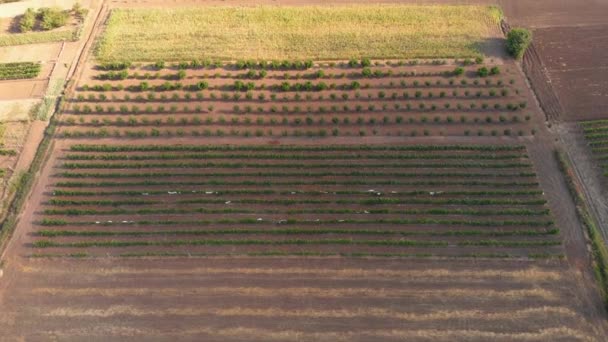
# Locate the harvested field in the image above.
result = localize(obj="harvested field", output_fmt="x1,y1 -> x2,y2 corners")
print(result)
0,257 -> 604,340
96,5 -> 503,62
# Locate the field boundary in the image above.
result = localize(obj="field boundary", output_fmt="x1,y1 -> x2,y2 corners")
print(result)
0,1 -> 106,259
555,149 -> 608,309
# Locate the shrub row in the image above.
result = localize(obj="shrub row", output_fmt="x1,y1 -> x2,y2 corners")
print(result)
43,207 -> 548,217
70,143 -> 524,153
60,161 -> 532,170
63,152 -> 525,161
36,228 -> 557,237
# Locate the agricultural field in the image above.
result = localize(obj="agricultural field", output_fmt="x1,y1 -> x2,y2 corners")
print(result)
96,5 -> 503,62
32,144 -> 559,258
60,59 -> 537,138
0,2 -> 607,341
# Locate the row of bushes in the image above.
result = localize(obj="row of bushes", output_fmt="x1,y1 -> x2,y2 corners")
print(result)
40,217 -> 552,227
60,160 -> 532,169
70,144 -> 526,152
71,102 -> 527,116
74,87 -> 514,103
36,228 -> 556,238
93,69 -> 505,82
63,152 -> 524,161
47,197 -> 546,207
57,170 -> 535,179
43,207 -> 548,217
61,127 -> 534,139
80,77 -> 514,93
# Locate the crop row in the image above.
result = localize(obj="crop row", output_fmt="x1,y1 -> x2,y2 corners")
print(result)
53,180 -> 539,188
73,88 -> 516,103
95,68 -> 474,82
98,58 -> 487,73
63,114 -> 529,127
60,127 -> 535,138
36,228 -> 558,238
76,79 -> 519,95
69,144 -> 526,152
40,217 -> 553,227
55,171 -> 536,179
62,152 -> 526,161
43,207 -> 549,217
70,102 -> 528,116
47,198 -> 547,206
51,188 -> 543,197
31,239 -> 560,248
59,161 -> 532,169
97,58 -> 463,73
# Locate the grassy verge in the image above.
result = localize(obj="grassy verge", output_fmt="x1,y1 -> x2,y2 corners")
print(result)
0,29 -> 77,47
555,150 -> 608,309
96,5 -> 502,62
0,123 -> 55,254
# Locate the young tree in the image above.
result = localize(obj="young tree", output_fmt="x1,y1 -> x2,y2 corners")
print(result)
506,28 -> 532,60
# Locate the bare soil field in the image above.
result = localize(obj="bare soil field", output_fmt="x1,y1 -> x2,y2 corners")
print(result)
532,26 -> 608,121
0,257 -> 605,341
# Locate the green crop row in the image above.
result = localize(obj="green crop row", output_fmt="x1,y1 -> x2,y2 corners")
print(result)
54,180 -> 539,188
40,217 -> 553,227
69,144 -> 526,153
31,238 -> 560,248
51,189 -> 543,197
178,198 -> 547,206
42,207 -> 549,217
55,171 -> 537,179
0,149 -> 17,156
36,228 -> 558,237
63,152 -> 526,161
32,239 -> 449,248
46,197 -> 547,207
60,161 -> 532,170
